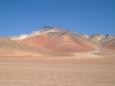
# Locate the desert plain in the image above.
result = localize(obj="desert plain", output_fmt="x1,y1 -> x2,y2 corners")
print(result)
0,50 -> 115,86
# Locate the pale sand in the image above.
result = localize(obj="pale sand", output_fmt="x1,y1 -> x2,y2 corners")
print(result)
0,55 -> 115,86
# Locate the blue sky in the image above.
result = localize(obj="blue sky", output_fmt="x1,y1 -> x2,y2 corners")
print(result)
0,0 -> 115,36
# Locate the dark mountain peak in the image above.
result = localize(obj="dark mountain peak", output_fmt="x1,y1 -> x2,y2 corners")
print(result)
40,26 -> 62,31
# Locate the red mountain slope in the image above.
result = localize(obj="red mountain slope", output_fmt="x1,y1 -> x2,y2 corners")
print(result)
21,29 -> 96,52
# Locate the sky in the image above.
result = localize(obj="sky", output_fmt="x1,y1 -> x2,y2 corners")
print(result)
0,0 -> 115,36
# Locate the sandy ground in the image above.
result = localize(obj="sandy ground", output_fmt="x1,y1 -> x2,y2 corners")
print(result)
0,55 -> 115,86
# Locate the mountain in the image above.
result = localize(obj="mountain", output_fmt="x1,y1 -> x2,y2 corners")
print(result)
89,34 -> 114,43
16,27 -> 96,52
0,26 -> 114,57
